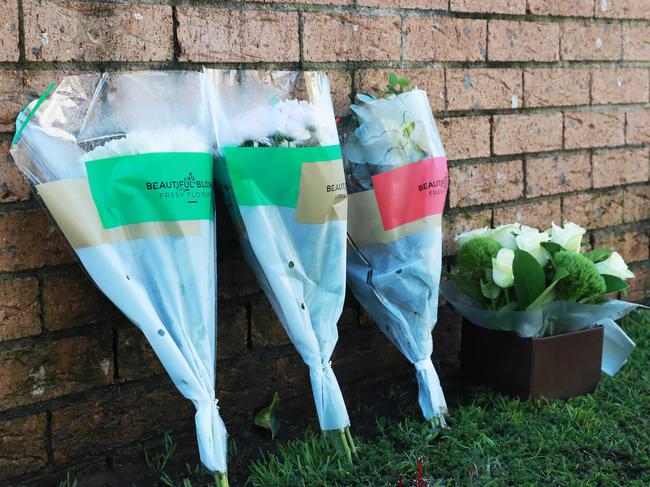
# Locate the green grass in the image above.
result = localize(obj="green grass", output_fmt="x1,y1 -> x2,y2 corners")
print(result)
248,310 -> 650,486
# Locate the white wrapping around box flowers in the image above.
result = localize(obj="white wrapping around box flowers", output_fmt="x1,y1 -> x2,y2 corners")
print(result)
10,72 -> 229,483
343,84 -> 449,425
204,69 -> 355,458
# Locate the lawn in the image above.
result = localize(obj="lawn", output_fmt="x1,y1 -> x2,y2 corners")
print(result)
65,310 -> 649,487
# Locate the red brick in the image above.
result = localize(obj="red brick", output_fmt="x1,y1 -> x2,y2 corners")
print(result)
443,210 -> 492,256
563,190 -> 624,229
51,386 -> 193,463
42,269 -> 120,331
217,252 -> 259,300
625,265 -> 649,301
593,228 -> 649,263
451,0 -> 525,13
523,69 -> 591,108
359,0 -> 445,8
0,332 -> 113,411
0,210 -> 74,272
624,25 -> 650,61
117,326 -> 162,382
561,22 -> 622,61
327,70 -> 353,117
447,68 -> 522,111
564,111 -> 625,150
217,304 -> 248,360
251,298 -> 291,348
0,142 -> 30,203
591,68 -> 649,105
438,117 -> 490,160
493,113 -> 563,155
624,186 -> 650,222
404,16 -> 487,62
260,0 -> 351,4
0,0 -> 19,61
24,0 -> 172,62
178,7 -> 298,63
0,414 -> 48,479
593,148 -> 649,188
449,160 -> 523,208
626,109 -> 650,144
356,68 -> 445,111
488,20 -> 559,62
525,154 -> 592,198
0,277 -> 40,342
494,198 -> 562,229
596,0 -> 650,19
0,70 -> 23,133
528,0 -> 595,17
304,13 -> 400,62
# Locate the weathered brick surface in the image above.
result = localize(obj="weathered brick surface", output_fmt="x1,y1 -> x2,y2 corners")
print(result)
251,298 -> 291,348
523,69 -> 590,108
451,0 -> 525,14
0,414 -> 48,479
623,25 -> 650,60
0,142 -> 30,203
596,0 -> 650,19
0,277 -> 40,341
525,154 -> 592,197
626,109 -> 650,144
561,22 -> 622,61
528,0 -> 595,17
563,190 -> 625,229
327,70 -> 353,116
591,68 -> 650,105
494,198 -> 562,229
404,17 -> 487,62
304,13 -> 400,62
0,332 -> 113,411
488,21 -> 560,62
0,0 -> 19,61
360,0 -> 445,8
356,68 -> 446,111
593,228 -> 650,263
178,7 -> 298,63
438,116 -> 491,160
0,210 -> 74,272
447,69 -> 522,111
24,0 -> 173,62
626,265 -> 649,301
564,111 -> 625,150
624,186 -> 650,223
443,210 -> 492,256
449,160 -> 524,208
217,304 -> 248,360
493,113 -> 563,155
592,148 -> 649,188
117,326 -> 162,382
0,71 -> 23,133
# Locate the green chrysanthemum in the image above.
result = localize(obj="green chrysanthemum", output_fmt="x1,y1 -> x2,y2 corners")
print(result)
457,237 -> 502,277
554,250 -> 607,303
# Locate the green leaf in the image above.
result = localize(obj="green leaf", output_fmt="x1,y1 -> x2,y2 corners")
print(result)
497,301 -> 520,314
602,274 -> 629,294
402,121 -> 416,138
397,77 -> 410,88
255,392 -> 280,439
526,267 -> 569,310
388,72 -> 398,87
512,249 -> 547,309
540,241 -> 563,257
480,279 -> 501,300
584,248 -> 614,263
453,275 -> 487,307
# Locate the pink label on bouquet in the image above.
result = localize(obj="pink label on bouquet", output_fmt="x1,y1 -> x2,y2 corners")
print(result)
371,156 -> 448,231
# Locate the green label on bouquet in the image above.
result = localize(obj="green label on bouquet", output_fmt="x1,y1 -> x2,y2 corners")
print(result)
86,152 -> 213,229
221,145 -> 342,208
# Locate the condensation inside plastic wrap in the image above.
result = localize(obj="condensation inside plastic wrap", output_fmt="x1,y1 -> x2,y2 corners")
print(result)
11,71 -> 228,473
343,90 -> 448,421
205,69 -> 350,431
440,280 -> 641,375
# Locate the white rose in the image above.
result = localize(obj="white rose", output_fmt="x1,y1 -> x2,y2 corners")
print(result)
595,251 -> 635,280
550,221 -> 586,253
492,248 -> 515,288
490,223 -> 521,250
455,227 -> 490,247
515,226 -> 550,267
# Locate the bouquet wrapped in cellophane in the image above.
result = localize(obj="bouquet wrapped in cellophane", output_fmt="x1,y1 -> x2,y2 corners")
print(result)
10,72 -> 229,485
442,222 -> 642,375
204,69 -> 355,461
343,75 -> 449,426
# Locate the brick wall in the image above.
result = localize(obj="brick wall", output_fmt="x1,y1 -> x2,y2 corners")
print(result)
0,0 -> 649,484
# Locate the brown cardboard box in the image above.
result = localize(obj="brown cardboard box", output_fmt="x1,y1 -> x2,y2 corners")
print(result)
460,319 -> 603,400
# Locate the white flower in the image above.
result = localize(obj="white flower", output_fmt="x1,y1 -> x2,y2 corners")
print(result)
595,252 -> 635,280
455,227 -> 490,247
550,221 -> 586,253
492,248 -> 515,288
515,226 -> 550,267
489,223 -> 521,250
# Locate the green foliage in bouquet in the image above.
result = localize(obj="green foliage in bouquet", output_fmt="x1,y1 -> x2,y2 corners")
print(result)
553,251 -> 607,303
458,237 -> 502,277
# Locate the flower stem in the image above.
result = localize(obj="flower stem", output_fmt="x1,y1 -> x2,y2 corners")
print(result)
214,472 -> 229,487
430,414 -> 447,431
323,427 -> 356,466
